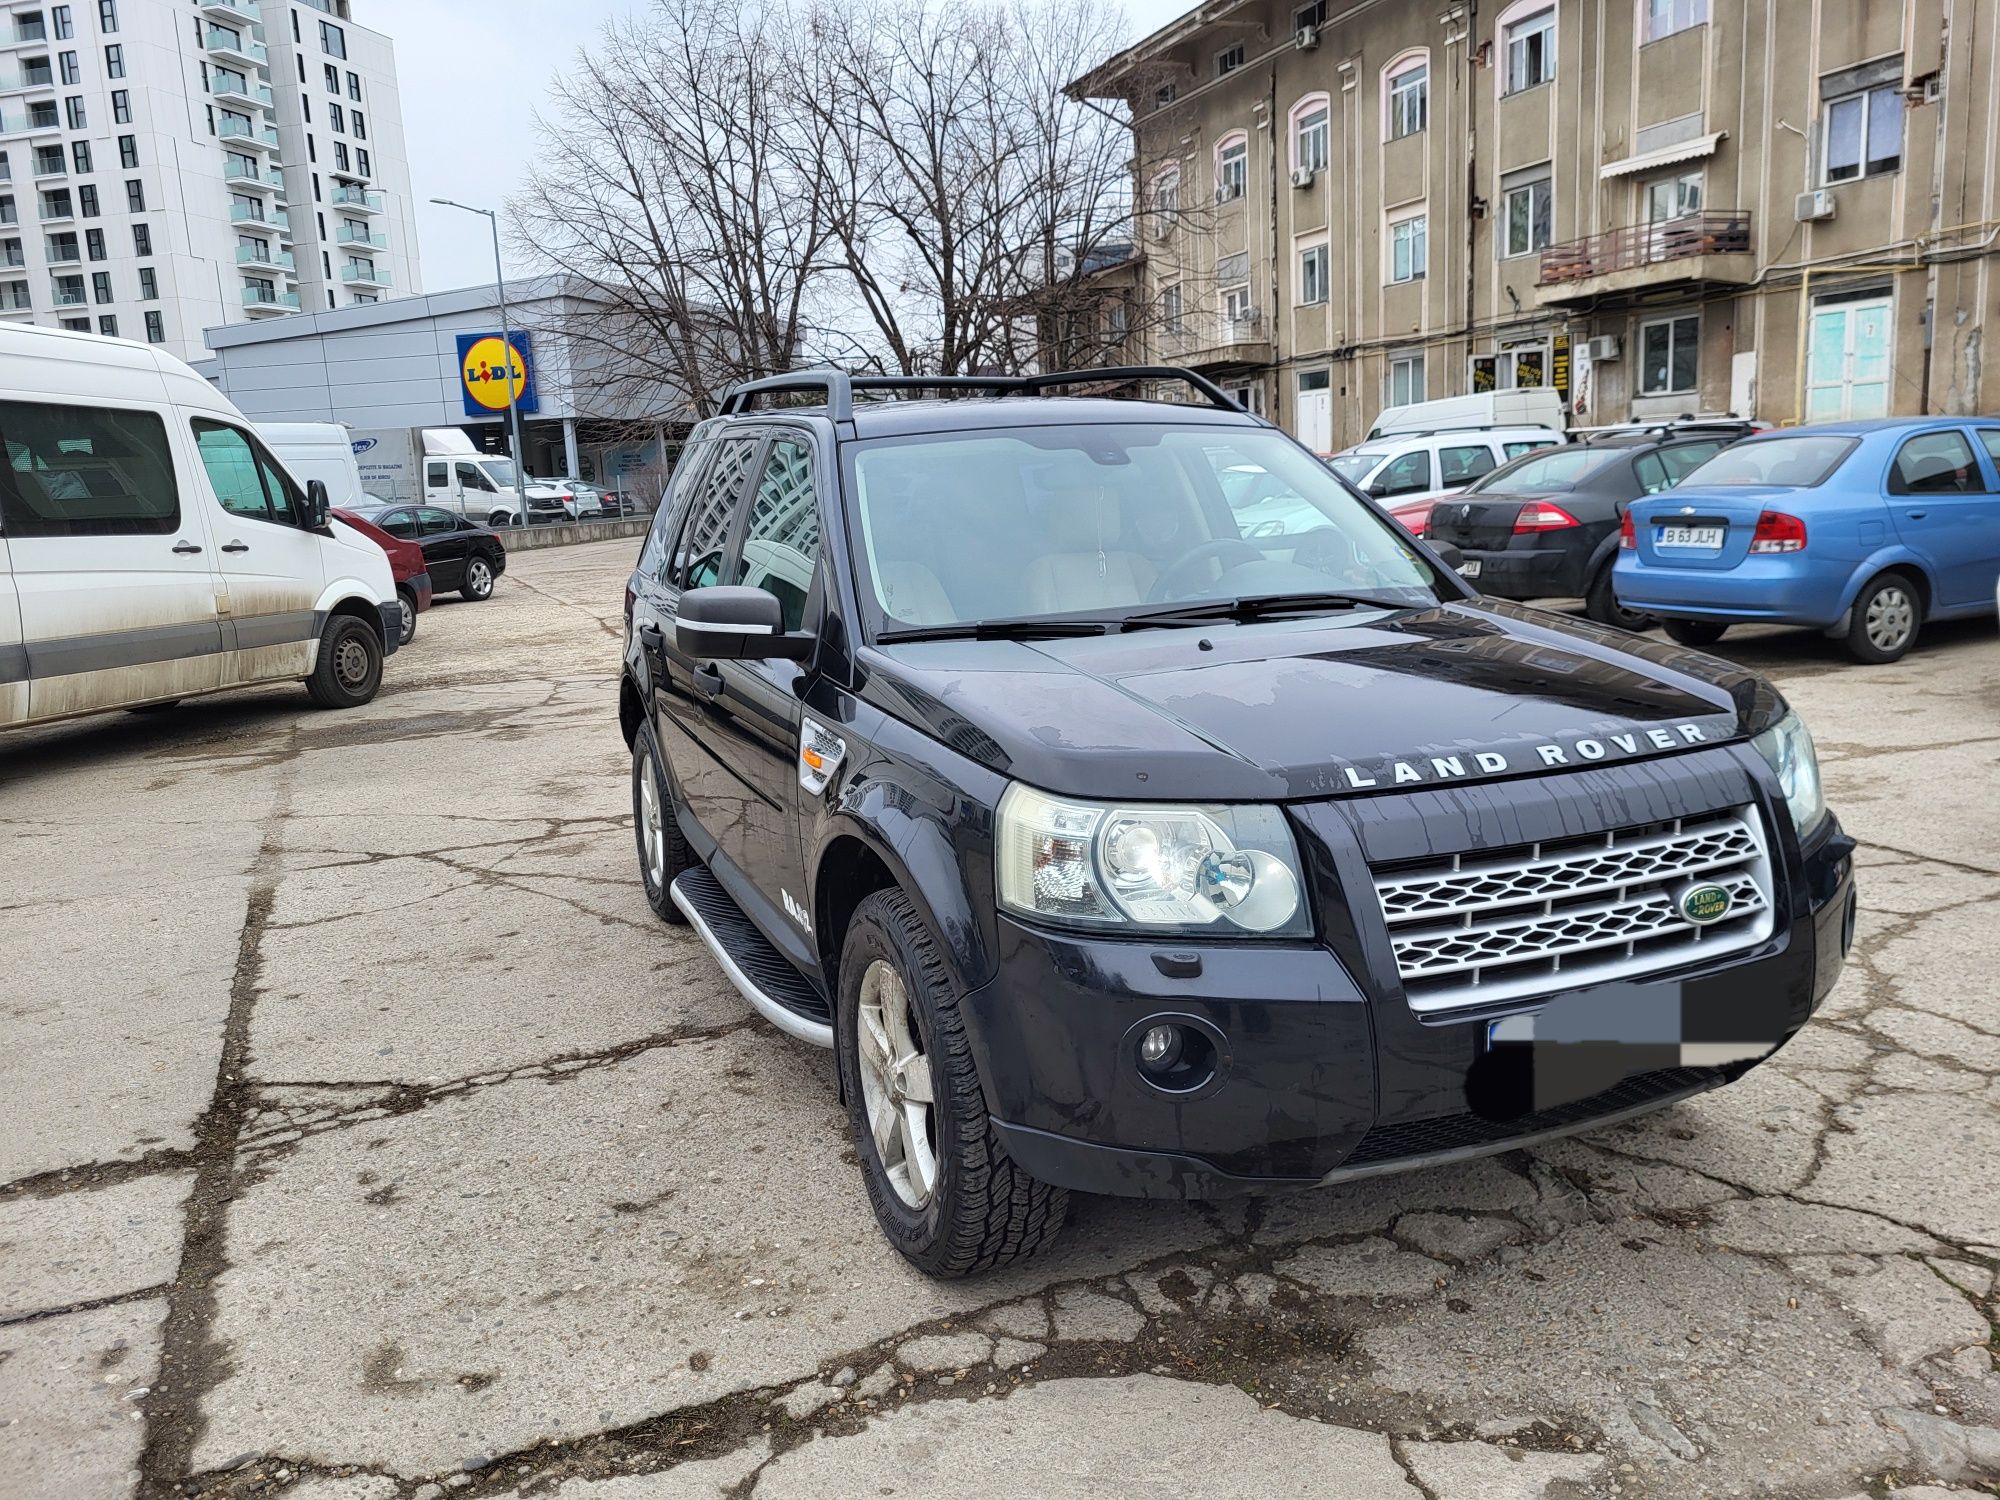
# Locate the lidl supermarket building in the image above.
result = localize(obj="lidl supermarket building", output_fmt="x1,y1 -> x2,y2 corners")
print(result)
193,276 -> 690,501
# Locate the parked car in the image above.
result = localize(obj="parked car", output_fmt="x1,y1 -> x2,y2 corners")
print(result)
346,503 -> 508,602
332,507 -> 431,646
1427,423 -> 1754,628
621,365 -> 1855,1277
552,479 -> 617,519
1616,419 -> 2000,663
0,326 -> 397,731
1326,426 -> 1566,535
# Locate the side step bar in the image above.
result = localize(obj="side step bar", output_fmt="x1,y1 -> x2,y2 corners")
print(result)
671,867 -> 834,1048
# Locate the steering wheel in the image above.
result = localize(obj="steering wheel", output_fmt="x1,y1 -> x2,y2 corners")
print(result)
1148,539 -> 1268,602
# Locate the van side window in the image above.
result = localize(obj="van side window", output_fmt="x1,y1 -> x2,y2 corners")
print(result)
0,399 -> 180,537
426,460 -> 448,489
1438,444 -> 1498,485
192,420 -> 299,525
455,461 -> 493,494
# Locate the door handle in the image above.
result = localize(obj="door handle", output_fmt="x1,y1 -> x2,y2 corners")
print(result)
172,539 -> 203,555
221,540 -> 250,554
692,663 -> 724,700
1905,510 -> 1928,520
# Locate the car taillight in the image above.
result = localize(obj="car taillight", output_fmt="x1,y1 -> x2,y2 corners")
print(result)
1513,501 -> 1580,533
1749,510 -> 1807,553
1619,510 -> 1636,549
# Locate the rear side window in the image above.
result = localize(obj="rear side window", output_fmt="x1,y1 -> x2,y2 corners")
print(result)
418,508 -> 459,536
425,460 -> 448,487
1504,438 -> 1557,459
1636,441 -> 1727,494
1438,444 -> 1498,485
375,509 -> 416,539
731,437 -> 820,632
1978,430 -> 2000,467
640,439 -> 710,582
1891,431 -> 1985,495
0,399 -> 180,537
192,420 -> 301,525
673,435 -> 759,590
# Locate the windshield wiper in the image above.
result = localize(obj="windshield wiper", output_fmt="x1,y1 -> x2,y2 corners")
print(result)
1117,591 -> 1419,630
875,617 -> 1114,644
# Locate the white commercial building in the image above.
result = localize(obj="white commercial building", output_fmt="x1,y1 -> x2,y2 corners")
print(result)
0,0 -> 419,365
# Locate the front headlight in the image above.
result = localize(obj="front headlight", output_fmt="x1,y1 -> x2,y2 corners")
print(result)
995,785 -> 1310,938
1752,710 -> 1827,837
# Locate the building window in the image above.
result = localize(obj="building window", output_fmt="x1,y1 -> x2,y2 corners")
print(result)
1503,172 -> 1553,257
333,142 -> 351,173
132,222 -> 150,255
1824,84 -> 1903,183
302,96 -> 311,123
1216,134 -> 1247,202
1644,0 -> 1708,41
1387,58 -> 1429,138
1388,351 -> 1426,407
111,90 -> 130,124
352,111 -> 366,140
1645,169 -> 1703,222
319,19 -> 346,58
1640,313 -> 1700,394
1216,42 -> 1244,77
356,148 -> 370,176
84,226 -> 103,260
144,309 -> 164,343
118,135 -> 136,168
91,269 -> 111,303
70,140 -> 90,173
138,266 -> 157,299
324,62 -> 340,94
1502,6 -> 1556,94
97,313 -> 116,336
64,95 -> 86,129
1389,212 -> 1427,283
1292,98 -> 1329,174
60,317 -> 92,332
52,7 -> 72,40
104,42 -> 123,78
59,50 -> 79,85
1160,281 -> 1183,334
35,144 -> 64,176
1299,241 -> 1330,305
1295,1 -> 1327,34
329,102 -> 345,133
124,178 -> 143,212
77,184 -> 97,216
1223,283 -> 1254,325
347,71 -> 362,101
97,0 -> 116,33
1149,167 -> 1179,235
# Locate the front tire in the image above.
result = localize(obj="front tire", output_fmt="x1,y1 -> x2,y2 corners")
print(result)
835,888 -> 1068,1277
1844,571 -> 1921,663
1664,618 -> 1729,649
1585,563 -> 1653,631
305,615 -> 383,709
487,510 -> 515,529
632,721 -> 693,923
461,554 -> 496,602
395,587 -> 418,646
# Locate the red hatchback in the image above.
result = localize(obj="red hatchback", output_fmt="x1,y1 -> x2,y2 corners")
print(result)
333,507 -> 431,646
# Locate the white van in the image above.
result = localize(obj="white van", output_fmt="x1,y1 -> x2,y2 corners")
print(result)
417,429 -> 572,527
1327,426 -> 1565,508
0,326 -> 398,731
259,421 -> 368,508
1365,389 -> 1566,441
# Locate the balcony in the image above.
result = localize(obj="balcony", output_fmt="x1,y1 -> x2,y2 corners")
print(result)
223,160 -> 277,192
218,119 -> 282,152
211,76 -> 274,110
201,0 -> 262,21
240,284 -> 300,315
340,262 -> 391,289
235,243 -> 293,273
1162,313 -> 1274,374
30,157 -> 63,180
7,19 -> 48,46
37,202 -> 73,224
330,185 -> 383,214
335,225 -> 386,251
1537,211 -> 1754,305
203,28 -> 267,69
50,285 -> 86,308
227,202 -> 276,226
0,59 -> 54,93
45,244 -> 78,265
0,295 -> 32,316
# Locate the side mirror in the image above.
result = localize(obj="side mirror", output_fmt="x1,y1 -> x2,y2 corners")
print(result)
306,478 -> 330,530
676,585 -> 812,662
1429,541 -> 1467,574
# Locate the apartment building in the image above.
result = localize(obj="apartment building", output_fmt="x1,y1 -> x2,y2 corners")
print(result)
1076,0 -> 2000,451
0,0 -> 419,365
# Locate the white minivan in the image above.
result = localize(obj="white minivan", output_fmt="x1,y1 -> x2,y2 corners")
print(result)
0,326 -> 398,731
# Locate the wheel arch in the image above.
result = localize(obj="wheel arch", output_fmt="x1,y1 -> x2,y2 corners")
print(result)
1836,550 -> 1934,621
618,673 -> 645,748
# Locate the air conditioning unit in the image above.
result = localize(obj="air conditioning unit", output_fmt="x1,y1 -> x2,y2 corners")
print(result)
1584,334 -> 1622,362
1795,189 -> 1837,222
1290,166 -> 1316,189
1296,25 -> 1320,50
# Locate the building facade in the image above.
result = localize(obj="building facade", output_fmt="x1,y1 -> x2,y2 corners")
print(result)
1077,0 -> 2000,450
0,0 -> 419,365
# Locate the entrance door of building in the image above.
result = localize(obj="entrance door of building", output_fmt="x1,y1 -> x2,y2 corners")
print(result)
1806,296 -> 1892,421
1295,370 -> 1331,453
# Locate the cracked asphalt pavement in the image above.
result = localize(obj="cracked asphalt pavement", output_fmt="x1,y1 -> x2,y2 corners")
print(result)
3,538 -> 1998,1500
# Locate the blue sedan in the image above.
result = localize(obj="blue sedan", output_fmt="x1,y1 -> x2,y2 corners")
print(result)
1614,418 -> 2000,663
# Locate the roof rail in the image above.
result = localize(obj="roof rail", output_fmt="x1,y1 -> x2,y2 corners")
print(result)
715,365 -> 1249,420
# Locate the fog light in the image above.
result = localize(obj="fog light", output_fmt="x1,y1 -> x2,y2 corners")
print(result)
1138,1024 -> 1183,1071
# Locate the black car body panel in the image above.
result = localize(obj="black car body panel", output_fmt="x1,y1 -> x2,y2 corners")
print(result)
618,382 -> 1851,1214
348,503 -> 507,593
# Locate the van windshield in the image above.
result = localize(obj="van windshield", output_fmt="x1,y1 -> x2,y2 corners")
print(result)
479,458 -> 519,487
845,424 -> 1442,632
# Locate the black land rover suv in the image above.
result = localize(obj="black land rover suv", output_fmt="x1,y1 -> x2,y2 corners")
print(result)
618,368 -> 1857,1278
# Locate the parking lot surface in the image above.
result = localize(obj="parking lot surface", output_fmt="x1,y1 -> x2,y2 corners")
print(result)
3,536 -> 1998,1500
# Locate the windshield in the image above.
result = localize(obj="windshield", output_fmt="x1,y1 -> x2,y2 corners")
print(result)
844,425 -> 1442,632
1679,435 -> 1858,488
480,458 -> 520,487
1327,453 -> 1381,483
1472,447 -> 1620,495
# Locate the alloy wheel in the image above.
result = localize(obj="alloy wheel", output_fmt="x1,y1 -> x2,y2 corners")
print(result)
470,560 -> 493,597
398,596 -> 415,642
855,958 -> 937,1209
637,748 -> 665,891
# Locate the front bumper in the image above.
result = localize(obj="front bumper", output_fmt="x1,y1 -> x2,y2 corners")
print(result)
965,759 -> 1856,1200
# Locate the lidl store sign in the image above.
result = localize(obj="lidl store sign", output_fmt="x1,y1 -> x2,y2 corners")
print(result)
456,331 -> 540,418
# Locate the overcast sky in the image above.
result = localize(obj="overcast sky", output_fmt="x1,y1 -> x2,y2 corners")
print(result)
398,0 -> 1195,293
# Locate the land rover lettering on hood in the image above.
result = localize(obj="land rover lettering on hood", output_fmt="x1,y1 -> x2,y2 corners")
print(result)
618,368 -> 1856,1278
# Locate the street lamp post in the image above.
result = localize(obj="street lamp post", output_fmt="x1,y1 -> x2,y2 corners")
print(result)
431,197 -> 530,526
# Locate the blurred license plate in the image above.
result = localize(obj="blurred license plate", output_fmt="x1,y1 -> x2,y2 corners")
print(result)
1658,524 -> 1724,548
1456,559 -> 1483,578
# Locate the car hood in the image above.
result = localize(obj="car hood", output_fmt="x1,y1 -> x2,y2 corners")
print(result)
857,600 -> 1785,802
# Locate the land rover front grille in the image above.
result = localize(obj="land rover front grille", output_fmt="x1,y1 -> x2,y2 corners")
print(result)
1370,809 -> 1775,1014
